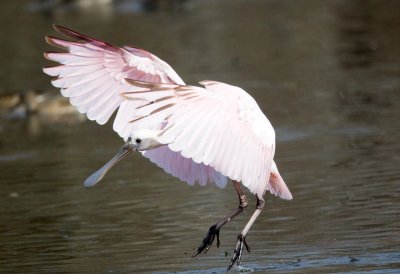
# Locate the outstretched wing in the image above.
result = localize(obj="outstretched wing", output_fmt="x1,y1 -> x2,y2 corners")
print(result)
43,25 -> 227,189
43,26 -> 292,198
121,80 -> 277,197
43,25 -> 184,125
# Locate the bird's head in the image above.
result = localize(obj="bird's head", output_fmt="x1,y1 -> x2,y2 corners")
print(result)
130,129 -> 163,151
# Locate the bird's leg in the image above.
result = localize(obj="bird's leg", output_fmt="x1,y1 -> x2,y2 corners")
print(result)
227,196 -> 265,271
193,180 -> 248,257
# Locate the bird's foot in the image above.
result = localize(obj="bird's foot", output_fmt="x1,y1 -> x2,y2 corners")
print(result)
192,224 -> 221,257
227,234 -> 250,271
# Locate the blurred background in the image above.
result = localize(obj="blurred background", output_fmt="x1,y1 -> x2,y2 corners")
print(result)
0,0 -> 399,273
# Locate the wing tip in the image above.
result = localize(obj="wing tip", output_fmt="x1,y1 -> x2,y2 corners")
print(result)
53,24 -> 79,39
43,52 -> 51,60
53,24 -> 64,33
43,51 -> 63,61
44,35 -> 52,45
50,24 -> 117,51
45,35 -> 71,50
42,66 -> 55,76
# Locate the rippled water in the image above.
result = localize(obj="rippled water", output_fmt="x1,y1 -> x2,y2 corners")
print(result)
1,0 -> 399,273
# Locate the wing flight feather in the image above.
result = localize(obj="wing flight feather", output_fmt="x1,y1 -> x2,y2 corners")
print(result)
44,25 -> 184,125
125,81 -> 277,197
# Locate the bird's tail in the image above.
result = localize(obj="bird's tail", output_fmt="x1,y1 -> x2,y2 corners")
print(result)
267,161 -> 293,200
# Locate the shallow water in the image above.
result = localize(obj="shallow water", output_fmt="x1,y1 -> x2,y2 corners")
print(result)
1,0 -> 399,273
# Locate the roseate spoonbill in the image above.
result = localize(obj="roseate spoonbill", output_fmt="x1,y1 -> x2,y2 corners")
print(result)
43,25 -> 293,270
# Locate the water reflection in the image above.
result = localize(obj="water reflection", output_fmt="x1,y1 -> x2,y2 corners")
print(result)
1,0 -> 400,273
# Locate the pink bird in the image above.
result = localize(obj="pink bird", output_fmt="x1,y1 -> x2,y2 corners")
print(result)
43,25 -> 293,270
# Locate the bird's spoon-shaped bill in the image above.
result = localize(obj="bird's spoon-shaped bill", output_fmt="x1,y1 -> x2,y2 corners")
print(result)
84,138 -> 134,187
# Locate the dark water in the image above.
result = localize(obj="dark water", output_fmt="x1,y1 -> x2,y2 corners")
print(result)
1,0 -> 399,273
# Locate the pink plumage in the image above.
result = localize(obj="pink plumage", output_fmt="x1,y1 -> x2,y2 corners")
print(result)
43,25 -> 292,270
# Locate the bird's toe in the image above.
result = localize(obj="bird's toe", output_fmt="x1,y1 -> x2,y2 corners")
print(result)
192,224 -> 221,257
227,234 -> 250,271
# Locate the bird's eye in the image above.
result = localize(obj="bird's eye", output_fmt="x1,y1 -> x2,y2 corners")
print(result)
135,138 -> 141,144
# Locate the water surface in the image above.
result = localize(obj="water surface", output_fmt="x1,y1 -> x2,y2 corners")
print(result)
0,0 -> 399,273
